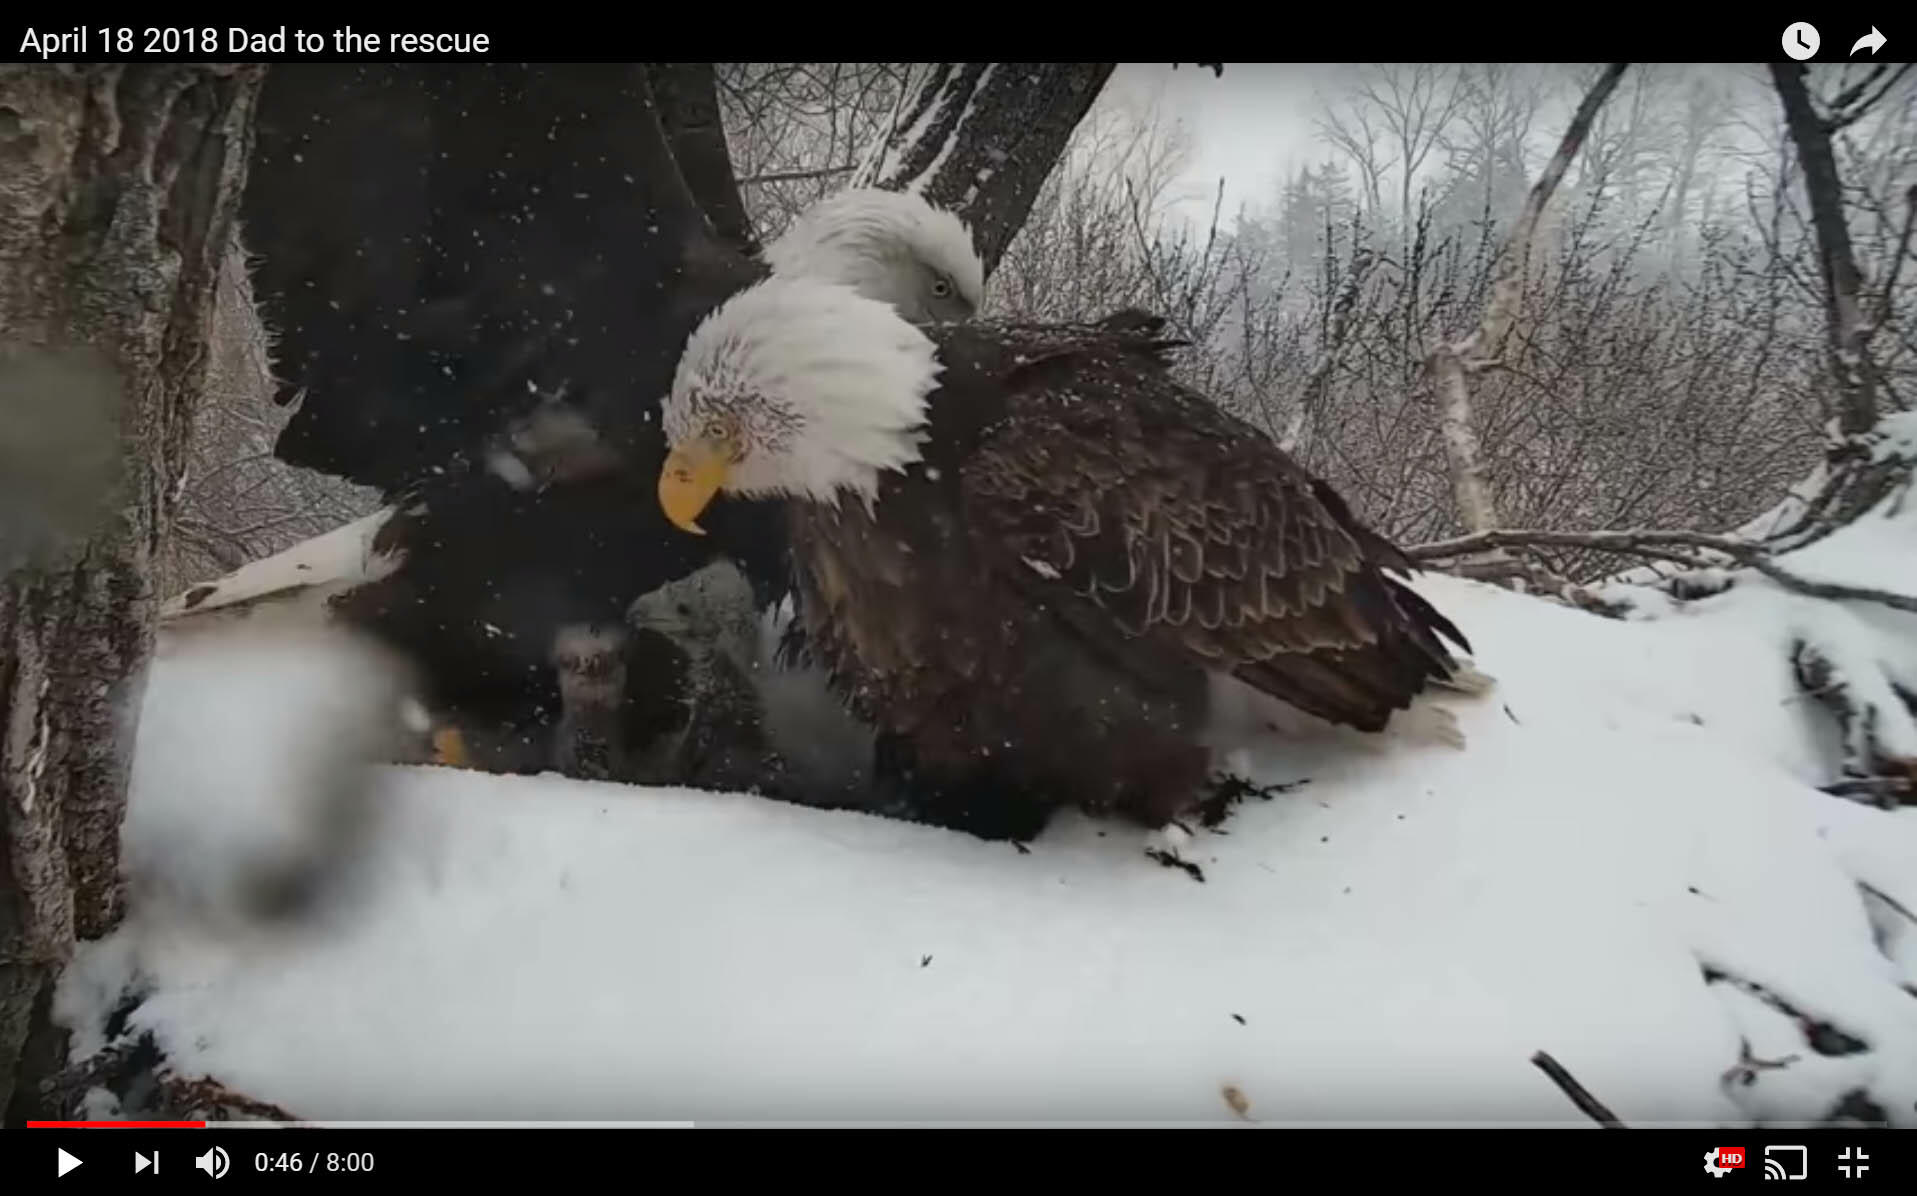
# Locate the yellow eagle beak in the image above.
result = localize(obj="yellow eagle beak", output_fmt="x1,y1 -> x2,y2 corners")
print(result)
658,434 -> 736,536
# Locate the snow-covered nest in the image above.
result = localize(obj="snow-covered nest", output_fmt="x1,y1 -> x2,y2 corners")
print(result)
64,504 -> 1917,1126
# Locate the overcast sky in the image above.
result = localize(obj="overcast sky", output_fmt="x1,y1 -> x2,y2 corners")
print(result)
1108,63 -> 1342,223
1104,63 -> 1789,231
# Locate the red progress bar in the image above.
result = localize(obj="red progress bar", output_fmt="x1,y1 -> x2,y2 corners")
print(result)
28,1121 -> 207,1128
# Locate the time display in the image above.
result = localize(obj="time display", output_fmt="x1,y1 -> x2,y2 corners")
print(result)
254,1152 -> 376,1174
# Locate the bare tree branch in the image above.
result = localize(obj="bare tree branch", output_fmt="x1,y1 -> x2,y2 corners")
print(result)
737,163 -> 859,186
1413,526 -> 1917,614
1827,63 -> 1914,132
1873,183 -> 1917,333
1530,1051 -> 1625,1128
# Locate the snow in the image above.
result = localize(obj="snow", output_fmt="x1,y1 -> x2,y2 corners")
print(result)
61,506 -> 1917,1126
115,626 -> 420,940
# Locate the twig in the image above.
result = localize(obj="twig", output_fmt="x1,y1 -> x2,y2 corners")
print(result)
1858,879 -> 1917,927
1530,1050 -> 1625,1128
1782,679 -> 1849,706
1826,63 -> 1914,132
1827,63 -> 1890,116
735,163 -> 859,186
1822,776 -> 1914,805
1413,527 -> 1917,614
1871,183 -> 1917,334
1722,1038 -> 1802,1092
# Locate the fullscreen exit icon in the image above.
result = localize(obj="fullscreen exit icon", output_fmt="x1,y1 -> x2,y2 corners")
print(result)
1836,1146 -> 1870,1180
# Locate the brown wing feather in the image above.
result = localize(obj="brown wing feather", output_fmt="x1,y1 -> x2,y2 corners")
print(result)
957,324 -> 1465,731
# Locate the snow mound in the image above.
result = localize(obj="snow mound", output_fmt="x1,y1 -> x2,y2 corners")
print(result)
118,625 -> 422,938
63,552 -> 1917,1123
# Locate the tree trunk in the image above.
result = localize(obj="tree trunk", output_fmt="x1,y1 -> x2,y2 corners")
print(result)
857,63 -> 1114,275
1768,63 -> 1876,437
647,62 -> 758,257
0,64 -> 260,1123
1753,67 -> 1912,552
1425,63 -> 1627,538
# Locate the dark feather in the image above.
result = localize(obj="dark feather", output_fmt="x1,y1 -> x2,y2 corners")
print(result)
250,64 -> 761,492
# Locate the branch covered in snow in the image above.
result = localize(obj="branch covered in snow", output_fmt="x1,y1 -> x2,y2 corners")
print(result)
1792,641 -> 1917,807
736,164 -> 859,186
1412,527 -> 1917,614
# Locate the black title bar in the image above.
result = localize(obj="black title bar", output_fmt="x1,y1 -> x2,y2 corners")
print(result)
1,24 -> 1908,63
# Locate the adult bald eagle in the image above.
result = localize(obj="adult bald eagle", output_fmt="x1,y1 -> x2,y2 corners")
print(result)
656,278 -> 1472,839
229,65 -> 787,771
233,64 -> 992,782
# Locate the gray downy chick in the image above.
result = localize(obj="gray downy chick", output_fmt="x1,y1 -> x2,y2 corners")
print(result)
627,561 -> 778,794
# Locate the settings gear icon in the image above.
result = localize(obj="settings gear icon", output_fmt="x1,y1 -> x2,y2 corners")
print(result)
1704,1148 -> 1732,1178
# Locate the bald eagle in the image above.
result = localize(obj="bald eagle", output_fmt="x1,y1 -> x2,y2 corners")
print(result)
233,67 -> 981,783
655,277 -> 1472,839
761,188 -> 983,326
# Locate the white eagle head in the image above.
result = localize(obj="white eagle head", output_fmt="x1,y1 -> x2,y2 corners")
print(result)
762,188 -> 983,325
657,277 -> 941,533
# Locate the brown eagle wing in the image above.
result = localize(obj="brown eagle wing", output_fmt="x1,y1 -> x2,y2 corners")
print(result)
958,331 -> 1467,731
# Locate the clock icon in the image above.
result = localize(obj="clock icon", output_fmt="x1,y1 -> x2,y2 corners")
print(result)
1783,21 -> 1820,60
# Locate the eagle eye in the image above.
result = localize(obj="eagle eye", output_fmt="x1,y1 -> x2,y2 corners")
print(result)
930,276 -> 952,299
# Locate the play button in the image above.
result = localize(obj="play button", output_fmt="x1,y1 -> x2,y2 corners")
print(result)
58,1148 -> 83,1178
135,1151 -> 153,1174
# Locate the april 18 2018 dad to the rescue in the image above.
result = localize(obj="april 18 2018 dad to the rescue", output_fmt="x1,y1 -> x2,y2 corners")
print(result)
18,26 -> 491,57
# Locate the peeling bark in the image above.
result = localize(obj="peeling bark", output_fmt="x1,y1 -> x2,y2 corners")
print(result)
857,63 -> 1113,275
0,64 -> 260,1122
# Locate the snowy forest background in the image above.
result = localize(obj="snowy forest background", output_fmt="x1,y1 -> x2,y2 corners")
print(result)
7,59 -> 1916,1128
166,61 -> 1917,594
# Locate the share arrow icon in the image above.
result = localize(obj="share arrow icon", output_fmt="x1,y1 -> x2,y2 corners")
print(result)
1851,26 -> 1887,55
